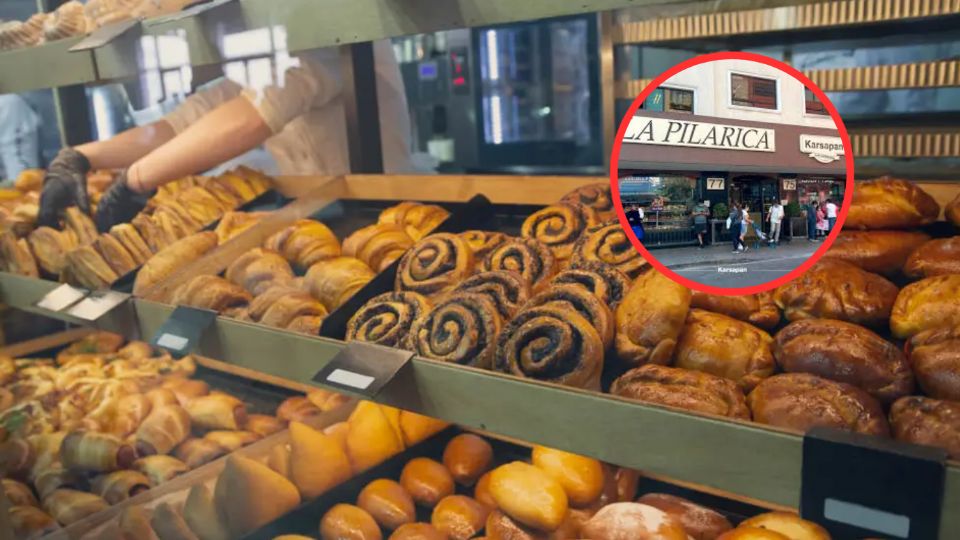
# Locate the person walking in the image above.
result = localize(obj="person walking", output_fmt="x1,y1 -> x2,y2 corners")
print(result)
816,202 -> 828,238
804,197 -> 818,242
741,204 -> 752,252
767,200 -> 784,245
825,198 -> 838,232
692,202 -> 708,249
728,203 -> 742,253
627,204 -> 645,241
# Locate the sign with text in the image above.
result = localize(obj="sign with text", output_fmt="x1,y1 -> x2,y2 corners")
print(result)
313,341 -> 414,397
706,177 -> 725,190
65,291 -> 130,321
34,284 -> 88,312
149,306 -> 218,357
800,134 -> 844,164
624,115 -> 775,152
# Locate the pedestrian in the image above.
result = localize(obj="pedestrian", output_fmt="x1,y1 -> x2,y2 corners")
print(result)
692,202 -> 708,248
804,197 -> 818,242
741,204 -> 752,252
627,204 -> 644,241
825,198 -> 838,232
727,203 -> 742,253
816,202 -> 828,238
767,200 -> 784,245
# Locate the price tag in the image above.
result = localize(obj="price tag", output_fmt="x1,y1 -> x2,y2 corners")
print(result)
69,19 -> 141,51
148,306 -> 218,357
34,284 -> 88,312
313,341 -> 414,397
801,427 -> 946,539
64,291 -> 130,321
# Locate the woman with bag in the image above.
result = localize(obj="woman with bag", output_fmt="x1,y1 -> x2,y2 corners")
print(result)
727,203 -> 742,253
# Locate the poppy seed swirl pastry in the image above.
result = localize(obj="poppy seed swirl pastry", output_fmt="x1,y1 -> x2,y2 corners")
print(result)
551,261 -> 631,308
409,293 -> 502,369
459,231 -> 509,270
494,305 -> 604,390
347,291 -> 431,349
522,284 -> 615,349
571,221 -> 649,279
450,271 -> 531,320
559,182 -> 616,221
481,237 -> 557,289
521,203 -> 600,261
610,364 -> 750,420
396,233 -> 475,298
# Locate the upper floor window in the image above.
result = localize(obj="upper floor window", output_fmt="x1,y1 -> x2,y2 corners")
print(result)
805,88 -> 829,115
730,73 -> 778,110
664,87 -> 694,113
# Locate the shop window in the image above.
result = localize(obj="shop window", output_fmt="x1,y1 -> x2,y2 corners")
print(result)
730,73 -> 778,110
664,87 -> 693,113
805,88 -> 829,115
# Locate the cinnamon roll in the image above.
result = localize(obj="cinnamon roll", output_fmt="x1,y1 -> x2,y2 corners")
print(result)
459,231 -> 509,270
551,260 -> 630,308
481,237 -> 557,289
523,285 -> 614,348
521,203 -> 600,261
409,293 -> 503,369
396,233 -> 475,298
451,270 -> 531,320
494,305 -> 604,390
346,291 -> 431,349
559,182 -> 616,221
571,221 -> 649,279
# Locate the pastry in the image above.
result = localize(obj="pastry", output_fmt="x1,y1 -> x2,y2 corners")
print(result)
390,523 -> 446,540
244,414 -> 286,437
747,373 -> 890,436
531,446 -> 604,507
28,226 -> 77,276
132,214 -> 173,253
170,275 -> 253,313
474,472 -> 495,509
773,259 -> 898,328
636,493 -> 733,540
225,248 -> 295,295
571,221 -> 648,279
215,455 -> 301,537
110,224 -> 154,265
135,404 -> 191,456
358,478 -> 417,530
185,393 -> 247,431
265,219 -> 340,269
482,237 -> 557,288
523,285 -> 615,348
10,505 -> 60,539
521,203 -> 600,261
183,483 -> 230,540
909,324 -> 960,400
43,1 -> 91,42
737,512 -> 830,540
43,489 -> 109,526
346,291 -> 431,349
211,211 -> 264,244
288,421 -> 352,498
248,285 -> 307,320
91,470 -> 150,505
610,364 -> 750,420
398,411 -> 448,447
287,314 -> 324,334
308,388 -> 349,412
889,396 -> 960,459
343,223 -> 415,271
396,233 -> 475,298
133,231 -> 218,296
494,305 -> 604,390
0,230 -> 39,278
3,478 -> 37,507
674,309 -> 775,392
488,461 -> 568,531
400,457 -> 455,508
773,319 -> 913,403
151,502 -> 200,540
276,396 -> 323,423
825,230 -> 930,275
174,438 -> 227,469
320,504 -> 383,540
581,502 -> 688,540
379,202 -> 449,241
203,430 -> 260,451
64,207 -> 98,245
846,176 -> 940,229
890,274 -> 960,338
904,237 -> 960,278
689,291 -> 780,330
133,455 -> 189,486
451,270 -> 531,320
431,495 -> 489,540
615,269 -> 691,367
33,464 -> 85,500
15,168 -> 43,191
163,377 -> 210,406
305,256 -> 376,310
346,401 -> 406,472
1,439 -> 36,479
443,433 -> 493,487
152,206 -> 195,242
560,182 -> 616,221
60,430 -> 136,473
259,293 -> 328,329
408,293 -> 503,369
549,261 -> 630,309
118,505 -> 159,540
460,231 -> 509,270
946,193 -> 960,226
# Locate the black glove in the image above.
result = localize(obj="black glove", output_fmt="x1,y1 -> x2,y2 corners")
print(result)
37,148 -> 92,228
95,172 -> 154,233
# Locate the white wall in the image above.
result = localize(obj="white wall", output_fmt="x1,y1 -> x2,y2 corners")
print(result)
660,59 -> 836,129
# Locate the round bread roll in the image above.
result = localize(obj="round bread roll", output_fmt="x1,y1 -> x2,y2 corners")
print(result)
737,512 -> 830,540
357,479 -> 416,531
890,274 -> 960,339
399,458 -> 455,508
826,230 -> 930,275
389,523 -> 446,540
904,237 -> 960,278
531,446 -> 605,508
846,176 -> 940,230
442,433 -> 493,486
430,495 -> 489,540
580,502 -> 688,540
473,471 -> 496,509
488,461 -> 568,532
636,493 -> 733,540
717,528 -> 790,539
320,504 -> 382,540
890,396 -> 960,459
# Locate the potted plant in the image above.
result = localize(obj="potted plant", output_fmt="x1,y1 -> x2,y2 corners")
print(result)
784,201 -> 803,239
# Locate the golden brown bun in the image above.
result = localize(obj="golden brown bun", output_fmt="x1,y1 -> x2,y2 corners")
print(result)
560,182 -> 615,221
244,413 -> 286,437
675,309 -> 775,392
488,461 -> 567,531
748,373 -> 889,436
133,455 -> 189,486
846,177 -> 940,229
170,275 -> 252,313
389,523 -> 446,540
774,319 -> 913,403
399,457 -> 455,508
213,211 -> 267,244
358,478 -> 416,530
225,248 -> 295,295
346,291 -> 430,349
611,364 -> 750,419
134,232 -> 218,296
135,404 -> 191,456
737,512 -> 830,540
521,203 -> 600,261
717,528 -> 790,539
482,237 -> 557,289
203,430 -> 260,452
615,269 -> 691,368
91,470 -> 150,505
909,324 -> 960,400
0,230 -> 39,278
636,493 -> 733,540
15,169 -> 43,192
306,256 -> 376,311
346,401 -> 406,472
343,223 -> 415,271
173,437 -> 227,469
10,505 -> 60,538
431,495 -> 489,540
826,230 -> 930,275
3,478 -> 38,507
28,226 -> 77,276
398,411 -> 449,447
215,455 -> 301,537
474,471 -> 496,509
946,193 -> 960,226
265,219 -> 340,270
443,433 -> 493,487
890,396 -> 960,459
396,233 -> 475,298
288,421 -> 352,498
43,489 -> 110,526
185,393 -> 247,431
409,293 -> 503,369
890,274 -> 960,339
773,259 -> 898,329
904,237 -> 960,278
110,223 -> 154,265
531,446 -> 604,508
580,502 -> 688,540
460,231 -> 509,270
571,221 -> 649,279
320,503 -> 383,540
184,483 -> 230,540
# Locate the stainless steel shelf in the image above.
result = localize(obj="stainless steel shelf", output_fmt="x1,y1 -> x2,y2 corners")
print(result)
0,37 -> 96,94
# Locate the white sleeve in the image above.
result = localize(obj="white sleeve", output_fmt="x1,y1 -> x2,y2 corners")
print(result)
162,78 -> 244,134
241,54 -> 343,134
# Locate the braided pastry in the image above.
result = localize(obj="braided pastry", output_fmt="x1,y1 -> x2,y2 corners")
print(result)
553,261 -> 630,309
559,182 -> 616,221
225,248 -> 295,295
451,270 -> 530,321
571,221 -> 648,279
91,470 -> 150,505
408,293 -> 503,369
305,257 -> 376,311
523,284 -> 615,348
481,237 -> 556,289
264,219 -> 340,270
170,275 -> 253,313
459,231 -> 508,270
521,203 -> 599,261
379,202 -> 450,240
347,291 -> 431,349
342,223 -> 415,271
396,233 -> 475,298
28,226 -> 77,276
494,305 -> 605,390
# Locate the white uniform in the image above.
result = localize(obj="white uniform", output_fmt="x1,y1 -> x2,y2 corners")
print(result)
163,41 -> 414,176
0,94 -> 40,183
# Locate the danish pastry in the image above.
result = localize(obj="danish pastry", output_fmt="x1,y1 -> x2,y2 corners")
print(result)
846,176 -> 940,229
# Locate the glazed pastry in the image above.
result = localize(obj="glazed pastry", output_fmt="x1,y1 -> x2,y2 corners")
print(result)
43,489 -> 109,526
64,207 -> 98,245
60,430 -> 136,473
133,231 -> 218,296
346,291 -> 431,349
494,305 -> 604,390
396,233 -> 475,298
482,237 -> 557,288
826,230 -> 930,275
152,206 -> 196,242
276,396 -> 323,423
459,231 -> 509,270
443,433 -> 493,486
737,512 -> 830,540
549,261 -> 630,309
110,224 -> 154,265
265,219 -> 340,270
211,211 -> 262,243
531,446 -> 604,507
636,493 -> 733,540
133,455 -> 189,486
571,221 -> 648,279
909,324 -> 960,401
408,293 -> 503,369
398,411 -> 449,447
174,437 -> 227,469
3,478 -> 37,506
306,256 -> 377,310
674,309 -> 775,392
846,176 -> 940,229
91,470 -> 150,505
451,270 -> 531,320
132,214 -> 173,253
581,503 -> 689,540
320,504 -> 383,540
214,455 -> 301,538
521,203 -> 600,261
225,248 -> 295,295
151,502 -> 200,540
904,237 -> 960,278
343,223 -> 415,271
0,230 -> 39,278
203,430 -> 260,452
310,389 -> 349,412
379,202 -> 449,240
431,495 -> 490,540
346,401 -> 406,472
615,269 -> 691,367
774,319 -> 913,403
523,285 -> 615,348
244,414 -> 286,437
288,421 -> 352,498
747,373 -> 890,436
610,364 -> 751,420
560,182 -> 616,221
689,291 -> 780,330
170,275 -> 253,312
28,226 -> 77,276
890,274 -> 960,338
773,259 -> 898,328
474,472 -> 495,509
390,523 -> 446,540
10,505 -> 60,539
358,478 -> 417,530
488,461 -> 568,531
134,403 -> 191,456
890,396 -> 960,459
400,457 -> 455,508
185,393 -> 248,431
946,192 -> 960,226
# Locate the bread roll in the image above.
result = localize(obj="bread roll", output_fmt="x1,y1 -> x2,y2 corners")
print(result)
400,457 -> 454,508
474,471 -> 495,509
185,394 -> 247,431
846,176 -> 940,229
346,401 -> 405,472
890,274 -> 960,338
320,504 -> 382,540
306,256 -> 376,311
674,309 -> 775,392
443,433 -> 493,486
610,364 -> 750,420
904,237 -> 960,278
522,203 -> 600,261
398,411 -> 448,447
43,489 -> 109,526
826,230 -> 930,275
580,502 -> 688,540
890,396 -> 960,459
215,455 -> 301,537
636,493 -> 733,540
431,495 -> 489,540
531,446 -> 604,508
717,528 -> 790,539
389,523 -> 446,540
615,269 -> 691,367
459,231 -> 509,270
737,512 -> 830,540
482,237 -> 557,288
908,324 -> 960,400
288,421 -> 352,498
134,232 -> 218,296
689,291 -> 780,330
550,261 -> 631,309
409,293 -> 503,369
488,461 -> 567,531
357,478 -> 416,530
560,182 -> 616,221
571,221 -> 649,279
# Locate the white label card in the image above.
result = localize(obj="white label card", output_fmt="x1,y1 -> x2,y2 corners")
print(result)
35,284 -> 88,312
156,333 -> 190,351
65,291 -> 130,321
327,369 -> 375,390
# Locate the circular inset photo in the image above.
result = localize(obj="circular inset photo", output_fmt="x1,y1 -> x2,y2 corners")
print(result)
610,52 -> 853,295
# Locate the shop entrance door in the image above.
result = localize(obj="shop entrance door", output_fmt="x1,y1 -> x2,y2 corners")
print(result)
730,175 -> 779,229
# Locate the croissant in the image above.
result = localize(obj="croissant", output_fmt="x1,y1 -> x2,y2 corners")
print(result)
10,505 -> 60,539
286,314 -> 324,334
60,431 -> 136,473
43,488 -> 109,526
203,430 -> 261,452
64,245 -> 117,289
64,207 -> 98,245
132,214 -> 173,253
170,275 -> 252,313
119,505 -> 159,540
342,223 -> 415,271
133,232 -> 219,296
379,202 -> 450,240
28,226 -> 77,276
258,293 -> 329,328
3,478 -> 38,507
185,394 -> 248,431
244,414 -> 287,437
151,502 -> 201,540
0,230 -> 39,278
109,393 -> 153,438
276,396 -> 324,423
145,387 -> 180,409
133,455 -> 189,486
110,224 -> 154,265
135,404 -> 192,456
225,248 -> 294,295
91,470 -> 151,505
305,256 -> 376,311
32,463 -> 86,500
162,377 -> 210,406
265,219 -> 341,269
173,437 -> 227,469
94,233 -> 139,276
213,211 -> 267,244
